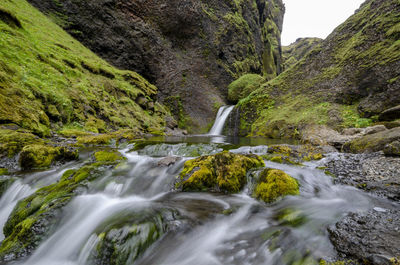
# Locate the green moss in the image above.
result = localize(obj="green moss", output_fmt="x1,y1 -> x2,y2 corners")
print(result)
77,134 -> 114,145
0,159 -> 121,259
0,168 -> 8,175
228,74 -> 264,103
164,96 -> 187,129
0,0 -> 167,136
19,144 -> 78,169
253,168 -> 299,203
94,150 -> 125,163
177,151 -> 264,193
0,128 -> 41,158
275,208 -> 307,227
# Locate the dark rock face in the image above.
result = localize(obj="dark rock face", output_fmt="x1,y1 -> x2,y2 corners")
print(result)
323,152 -> 400,200
328,209 -> 400,264
27,0 -> 285,131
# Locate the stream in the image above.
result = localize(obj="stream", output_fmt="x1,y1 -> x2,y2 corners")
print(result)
0,107 -> 399,265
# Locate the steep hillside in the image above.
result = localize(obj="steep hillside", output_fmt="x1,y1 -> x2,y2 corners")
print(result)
0,0 -> 168,137
282,37 -> 322,70
27,0 -> 285,132
235,0 -> 400,138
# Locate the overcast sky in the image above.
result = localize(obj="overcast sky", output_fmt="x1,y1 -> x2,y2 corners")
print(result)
281,0 -> 366,45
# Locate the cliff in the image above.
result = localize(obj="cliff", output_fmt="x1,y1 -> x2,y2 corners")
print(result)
236,0 -> 400,138
0,0 -> 168,137
27,0 -> 285,132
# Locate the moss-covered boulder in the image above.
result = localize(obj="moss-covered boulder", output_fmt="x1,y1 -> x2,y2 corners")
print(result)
94,150 -> 125,163
253,168 -> 299,203
0,128 -> 40,159
19,144 -> 78,169
263,144 -> 323,164
343,127 -> 400,154
176,151 -> 264,193
88,209 -> 177,265
0,156 -> 124,262
228,74 -> 265,104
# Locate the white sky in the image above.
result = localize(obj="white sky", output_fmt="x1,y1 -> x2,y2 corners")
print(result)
281,0 -> 366,45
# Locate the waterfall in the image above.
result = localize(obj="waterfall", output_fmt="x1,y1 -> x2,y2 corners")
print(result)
208,106 -> 235,135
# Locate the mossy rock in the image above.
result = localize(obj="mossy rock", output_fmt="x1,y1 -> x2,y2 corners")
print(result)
228,74 -> 264,103
0,177 -> 14,197
94,150 -> 125,163
19,144 -> 78,169
0,129 -> 41,158
88,208 -> 177,265
266,144 -> 323,164
0,168 -> 8,176
177,151 -> 265,193
275,208 -> 307,227
343,127 -> 400,154
0,159 -> 120,262
253,168 -> 299,203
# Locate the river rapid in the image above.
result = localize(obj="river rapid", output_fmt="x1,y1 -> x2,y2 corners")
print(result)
0,107 -> 399,265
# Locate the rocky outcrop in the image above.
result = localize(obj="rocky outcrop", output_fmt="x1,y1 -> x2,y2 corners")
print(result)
328,209 -> 400,264
27,0 -> 285,131
323,152 -> 400,200
282,37 -> 322,70
235,0 -> 400,137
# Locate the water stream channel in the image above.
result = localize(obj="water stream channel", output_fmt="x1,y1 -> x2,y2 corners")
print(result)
0,106 -> 398,265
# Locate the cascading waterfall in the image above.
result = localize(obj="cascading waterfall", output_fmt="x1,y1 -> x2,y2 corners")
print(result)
208,106 -> 235,135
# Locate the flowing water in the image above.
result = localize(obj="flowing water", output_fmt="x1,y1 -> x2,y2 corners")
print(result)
0,108 -> 399,265
208,106 -> 235,136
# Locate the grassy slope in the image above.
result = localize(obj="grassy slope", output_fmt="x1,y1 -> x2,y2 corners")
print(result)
237,0 -> 400,138
0,0 -> 167,137
282,37 -> 322,70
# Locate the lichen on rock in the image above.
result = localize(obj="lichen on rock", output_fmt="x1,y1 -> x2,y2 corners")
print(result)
176,151 -> 265,193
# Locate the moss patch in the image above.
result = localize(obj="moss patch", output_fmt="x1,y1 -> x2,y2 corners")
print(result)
177,151 -> 264,193
253,168 -> 299,203
228,74 -> 264,103
94,150 -> 125,163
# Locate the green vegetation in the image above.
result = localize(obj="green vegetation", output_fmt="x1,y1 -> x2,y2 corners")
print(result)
282,38 -> 322,70
0,0 -> 166,137
19,144 -> 78,169
235,0 -> 400,138
94,150 -> 125,163
177,151 -> 264,193
264,145 -> 323,164
228,74 -> 264,103
0,128 -> 40,158
253,168 -> 299,203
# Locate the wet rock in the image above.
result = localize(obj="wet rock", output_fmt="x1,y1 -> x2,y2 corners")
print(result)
0,160 -> 122,263
328,209 -> 400,264
137,143 -> 222,157
323,152 -> 400,200
176,151 -> 264,193
158,156 -> 182,167
343,127 -> 400,154
384,141 -> 400,156
88,208 -> 179,265
379,105 -> 400,121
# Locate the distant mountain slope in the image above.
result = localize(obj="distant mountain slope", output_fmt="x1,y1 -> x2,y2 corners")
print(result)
282,37 -> 322,70
0,0 -> 167,136
236,0 -> 400,138
27,0 -> 285,132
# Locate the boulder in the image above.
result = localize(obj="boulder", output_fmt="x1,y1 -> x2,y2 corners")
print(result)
253,168 -> 299,203
379,105 -> 400,121
176,151 -> 264,193
328,209 -> 400,264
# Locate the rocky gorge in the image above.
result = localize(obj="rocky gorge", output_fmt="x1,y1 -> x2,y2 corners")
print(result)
0,0 -> 399,264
